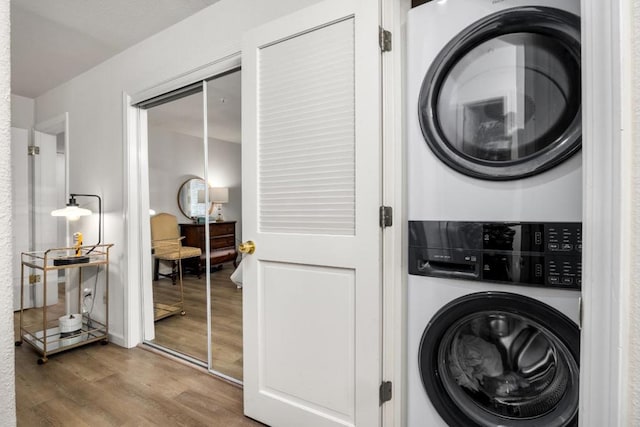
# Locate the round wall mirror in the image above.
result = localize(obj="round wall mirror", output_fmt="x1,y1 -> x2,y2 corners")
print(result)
177,178 -> 208,219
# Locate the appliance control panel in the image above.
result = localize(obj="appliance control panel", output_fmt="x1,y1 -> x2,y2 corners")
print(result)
409,221 -> 582,289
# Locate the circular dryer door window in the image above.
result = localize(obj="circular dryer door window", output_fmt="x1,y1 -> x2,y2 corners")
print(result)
418,7 -> 581,180
419,292 -> 579,427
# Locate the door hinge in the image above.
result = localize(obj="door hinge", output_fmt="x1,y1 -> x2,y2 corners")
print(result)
28,274 -> 41,284
380,206 -> 393,228
28,146 -> 40,156
380,381 -> 392,405
379,27 -> 392,52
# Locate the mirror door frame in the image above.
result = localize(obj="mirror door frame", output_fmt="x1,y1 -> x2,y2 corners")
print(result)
123,54 -> 242,364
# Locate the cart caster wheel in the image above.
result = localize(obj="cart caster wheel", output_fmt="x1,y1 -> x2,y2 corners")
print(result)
101,340 -> 109,345
37,358 -> 47,365
15,341 -> 22,347
180,311 -> 186,316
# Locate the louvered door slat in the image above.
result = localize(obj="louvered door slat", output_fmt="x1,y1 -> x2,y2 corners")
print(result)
258,18 -> 355,235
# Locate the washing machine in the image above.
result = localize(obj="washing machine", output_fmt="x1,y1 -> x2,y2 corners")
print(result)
406,0 -> 583,426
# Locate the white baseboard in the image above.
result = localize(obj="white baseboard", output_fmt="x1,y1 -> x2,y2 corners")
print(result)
108,331 -> 126,347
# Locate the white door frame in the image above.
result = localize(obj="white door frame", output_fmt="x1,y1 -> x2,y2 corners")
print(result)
578,0 -> 633,425
380,0 -> 410,426
121,0 -> 634,425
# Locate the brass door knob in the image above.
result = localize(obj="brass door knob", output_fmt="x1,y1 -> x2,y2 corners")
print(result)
238,240 -> 256,255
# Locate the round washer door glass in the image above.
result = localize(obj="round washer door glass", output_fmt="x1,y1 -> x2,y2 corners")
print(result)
419,7 -> 581,180
419,292 -> 579,427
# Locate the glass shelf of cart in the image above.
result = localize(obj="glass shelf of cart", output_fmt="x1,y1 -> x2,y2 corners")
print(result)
21,244 -> 113,271
20,314 -> 108,354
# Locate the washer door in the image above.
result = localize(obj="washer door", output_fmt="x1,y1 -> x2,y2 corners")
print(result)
419,292 -> 579,427
418,7 -> 581,180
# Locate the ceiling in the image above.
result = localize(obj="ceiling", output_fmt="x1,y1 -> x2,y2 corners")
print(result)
11,0 -> 220,98
147,70 -> 242,144
11,0 -> 240,143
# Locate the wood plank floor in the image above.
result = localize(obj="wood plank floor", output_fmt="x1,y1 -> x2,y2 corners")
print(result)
15,341 -> 262,426
14,264 -> 252,426
152,264 -> 243,380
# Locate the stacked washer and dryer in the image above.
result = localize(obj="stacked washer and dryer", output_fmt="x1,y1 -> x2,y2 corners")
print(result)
407,1 -> 583,426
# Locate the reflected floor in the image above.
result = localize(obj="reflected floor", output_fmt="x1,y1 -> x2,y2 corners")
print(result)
151,263 -> 243,381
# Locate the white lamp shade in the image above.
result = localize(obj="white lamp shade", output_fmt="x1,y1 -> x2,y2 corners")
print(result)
210,187 -> 229,203
51,205 -> 92,221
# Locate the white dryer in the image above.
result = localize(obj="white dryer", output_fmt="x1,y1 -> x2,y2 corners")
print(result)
406,1 -> 583,426
408,0 -> 582,222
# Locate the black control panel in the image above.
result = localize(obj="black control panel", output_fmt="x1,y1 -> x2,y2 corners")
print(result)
408,221 -> 582,289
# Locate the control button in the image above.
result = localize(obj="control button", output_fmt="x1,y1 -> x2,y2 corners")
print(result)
534,232 -> 542,245
464,256 -> 470,261
562,277 -> 574,285
548,276 -> 560,284
535,264 -> 543,277
561,243 -> 573,251
470,256 -> 477,262
548,243 -> 560,250
577,244 -> 582,252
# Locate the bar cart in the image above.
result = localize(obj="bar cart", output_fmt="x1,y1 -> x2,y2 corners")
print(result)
15,244 -> 114,364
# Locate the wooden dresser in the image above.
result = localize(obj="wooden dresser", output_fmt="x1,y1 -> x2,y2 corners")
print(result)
180,221 -> 238,271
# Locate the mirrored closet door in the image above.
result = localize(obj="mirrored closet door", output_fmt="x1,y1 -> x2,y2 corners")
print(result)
146,87 -> 209,364
206,71 -> 243,381
142,68 -> 243,382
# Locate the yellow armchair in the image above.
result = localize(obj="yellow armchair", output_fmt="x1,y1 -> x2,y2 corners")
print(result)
150,213 -> 201,285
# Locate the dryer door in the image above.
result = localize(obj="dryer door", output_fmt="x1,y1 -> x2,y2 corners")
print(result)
419,292 -> 579,427
418,7 -> 581,180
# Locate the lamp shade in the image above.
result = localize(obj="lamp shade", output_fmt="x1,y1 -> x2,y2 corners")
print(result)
51,196 -> 92,221
210,187 -> 229,203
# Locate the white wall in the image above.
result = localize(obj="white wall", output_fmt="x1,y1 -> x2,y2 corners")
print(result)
11,93 -> 34,129
148,127 -> 242,240
33,0 -> 320,346
0,0 -> 16,424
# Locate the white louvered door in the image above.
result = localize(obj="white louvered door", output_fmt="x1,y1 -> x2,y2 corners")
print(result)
242,0 -> 382,426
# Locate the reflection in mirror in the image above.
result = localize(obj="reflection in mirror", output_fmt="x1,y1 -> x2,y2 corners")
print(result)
436,33 -> 577,161
208,69 -> 243,382
146,87 -> 208,364
177,178 -> 207,219
144,68 -> 242,383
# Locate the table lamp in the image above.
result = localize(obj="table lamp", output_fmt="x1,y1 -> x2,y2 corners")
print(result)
210,187 -> 229,222
51,193 -> 102,264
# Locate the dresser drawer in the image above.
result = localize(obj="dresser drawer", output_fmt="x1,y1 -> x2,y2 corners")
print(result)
179,221 -> 237,269
211,235 -> 235,250
211,222 -> 235,236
